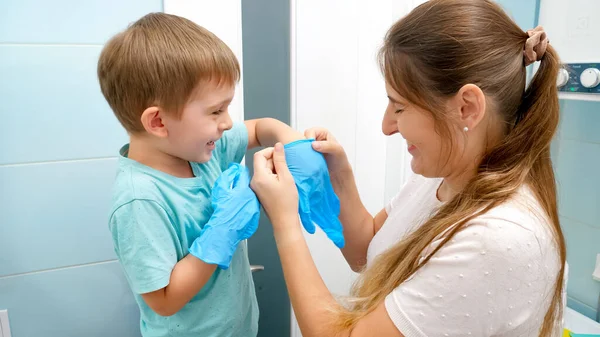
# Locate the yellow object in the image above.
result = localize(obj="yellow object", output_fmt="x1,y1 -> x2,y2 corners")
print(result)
564,328 -> 571,337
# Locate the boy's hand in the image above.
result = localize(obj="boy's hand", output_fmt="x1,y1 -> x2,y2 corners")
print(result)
189,163 -> 260,269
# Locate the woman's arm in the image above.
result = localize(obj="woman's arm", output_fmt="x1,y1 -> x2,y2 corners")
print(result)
250,144 -> 403,337
275,218 -> 402,337
331,164 -> 389,271
305,128 -> 388,271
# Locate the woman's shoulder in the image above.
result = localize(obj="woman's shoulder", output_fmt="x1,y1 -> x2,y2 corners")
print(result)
465,184 -> 559,267
384,185 -> 562,336
474,184 -> 553,238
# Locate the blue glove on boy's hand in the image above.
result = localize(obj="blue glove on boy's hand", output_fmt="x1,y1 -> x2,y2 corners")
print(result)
284,139 -> 345,248
189,163 -> 260,269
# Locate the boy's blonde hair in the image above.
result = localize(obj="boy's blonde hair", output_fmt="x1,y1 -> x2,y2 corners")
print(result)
98,12 -> 240,133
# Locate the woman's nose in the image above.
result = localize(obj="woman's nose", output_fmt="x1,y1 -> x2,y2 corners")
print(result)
381,112 -> 399,136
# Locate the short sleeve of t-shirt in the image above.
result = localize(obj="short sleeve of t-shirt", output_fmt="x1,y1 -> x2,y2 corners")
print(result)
109,199 -> 179,294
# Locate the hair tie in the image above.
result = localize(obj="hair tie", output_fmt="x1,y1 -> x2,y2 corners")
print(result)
523,26 -> 549,66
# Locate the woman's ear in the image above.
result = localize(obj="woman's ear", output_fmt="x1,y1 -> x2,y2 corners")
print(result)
140,106 -> 168,138
453,84 -> 486,131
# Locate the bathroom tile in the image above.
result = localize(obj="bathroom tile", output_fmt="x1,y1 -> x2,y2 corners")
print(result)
0,159 -> 118,277
554,140 -> 600,228
0,0 -> 163,44
550,138 -> 561,163
496,0 -> 538,31
562,217 -> 600,313
0,45 -> 127,165
554,102 -> 600,323
559,100 -> 600,144
0,261 -> 140,337
568,296 -> 598,321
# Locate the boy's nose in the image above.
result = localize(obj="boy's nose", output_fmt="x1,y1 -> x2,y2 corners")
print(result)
219,113 -> 233,131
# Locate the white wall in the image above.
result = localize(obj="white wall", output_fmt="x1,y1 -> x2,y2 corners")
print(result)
290,0 -> 425,335
537,0 -> 600,102
164,0 -> 245,123
538,0 -> 600,64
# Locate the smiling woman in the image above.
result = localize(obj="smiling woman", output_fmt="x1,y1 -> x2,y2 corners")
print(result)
250,0 -> 567,336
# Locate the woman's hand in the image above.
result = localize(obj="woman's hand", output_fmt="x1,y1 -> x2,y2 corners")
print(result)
250,143 -> 299,229
304,127 -> 351,176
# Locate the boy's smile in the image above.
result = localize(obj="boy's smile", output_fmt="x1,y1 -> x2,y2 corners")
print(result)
161,81 -> 235,164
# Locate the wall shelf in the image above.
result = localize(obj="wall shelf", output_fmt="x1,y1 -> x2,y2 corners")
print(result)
558,92 -> 600,102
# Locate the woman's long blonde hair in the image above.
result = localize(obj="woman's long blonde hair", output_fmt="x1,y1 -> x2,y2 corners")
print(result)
336,1 -> 565,335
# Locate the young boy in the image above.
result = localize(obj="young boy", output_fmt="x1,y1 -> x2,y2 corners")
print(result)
98,13 -> 303,337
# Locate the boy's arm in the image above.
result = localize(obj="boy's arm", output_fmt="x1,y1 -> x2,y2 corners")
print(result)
111,200 -> 216,317
245,118 -> 304,150
142,163 -> 259,316
141,255 -> 216,316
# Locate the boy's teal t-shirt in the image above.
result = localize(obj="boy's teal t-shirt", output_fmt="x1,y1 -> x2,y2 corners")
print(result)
108,123 -> 259,337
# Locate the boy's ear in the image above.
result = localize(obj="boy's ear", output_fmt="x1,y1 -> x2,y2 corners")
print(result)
140,106 -> 168,138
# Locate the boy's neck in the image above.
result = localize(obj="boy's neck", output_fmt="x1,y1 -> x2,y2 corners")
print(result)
127,136 -> 195,178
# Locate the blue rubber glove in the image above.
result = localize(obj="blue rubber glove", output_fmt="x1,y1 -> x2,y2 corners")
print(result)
284,139 -> 345,248
189,163 -> 260,269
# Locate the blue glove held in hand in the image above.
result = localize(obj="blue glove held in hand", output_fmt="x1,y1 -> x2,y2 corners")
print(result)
189,163 -> 260,269
284,139 -> 345,248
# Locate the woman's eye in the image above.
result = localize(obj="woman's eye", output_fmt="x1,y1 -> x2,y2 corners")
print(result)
395,109 -> 404,114
212,109 -> 223,115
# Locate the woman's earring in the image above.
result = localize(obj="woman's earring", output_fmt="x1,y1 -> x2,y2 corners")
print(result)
463,126 -> 469,132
